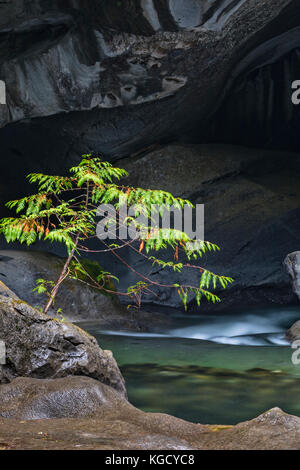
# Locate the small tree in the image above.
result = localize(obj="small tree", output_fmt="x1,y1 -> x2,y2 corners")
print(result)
0,155 -> 233,313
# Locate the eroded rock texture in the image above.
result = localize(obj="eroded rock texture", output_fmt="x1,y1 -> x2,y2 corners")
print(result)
0,292 -> 127,397
0,0 -> 299,169
0,401 -> 299,450
0,0 -> 294,129
0,376 -> 129,420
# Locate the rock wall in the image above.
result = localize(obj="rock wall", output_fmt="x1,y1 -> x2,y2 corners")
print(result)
116,144 -> 300,310
0,1 -> 300,310
0,0 -> 298,159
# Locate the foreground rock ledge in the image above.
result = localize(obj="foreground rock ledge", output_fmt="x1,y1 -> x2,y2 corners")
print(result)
0,377 -> 299,450
0,399 -> 298,450
0,294 -> 126,397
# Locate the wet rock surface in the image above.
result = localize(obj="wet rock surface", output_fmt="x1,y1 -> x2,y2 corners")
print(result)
0,293 -> 127,397
0,404 -> 299,450
284,252 -> 300,341
284,251 -> 300,301
286,320 -> 300,343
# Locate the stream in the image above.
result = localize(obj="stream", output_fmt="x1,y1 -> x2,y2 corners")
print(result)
80,306 -> 300,425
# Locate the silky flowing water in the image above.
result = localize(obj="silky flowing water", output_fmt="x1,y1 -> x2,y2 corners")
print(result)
80,306 -> 300,425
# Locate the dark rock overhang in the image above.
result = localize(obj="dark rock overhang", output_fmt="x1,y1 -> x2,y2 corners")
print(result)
0,0 -> 298,156
0,0 -> 299,209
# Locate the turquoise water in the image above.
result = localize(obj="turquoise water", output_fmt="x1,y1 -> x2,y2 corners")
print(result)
80,306 -> 300,425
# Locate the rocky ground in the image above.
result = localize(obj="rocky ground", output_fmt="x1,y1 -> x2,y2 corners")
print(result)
0,394 -> 299,450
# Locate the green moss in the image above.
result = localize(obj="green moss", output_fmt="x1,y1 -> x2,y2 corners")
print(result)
73,258 -> 117,298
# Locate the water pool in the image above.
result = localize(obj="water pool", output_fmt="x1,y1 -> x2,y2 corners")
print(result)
79,306 -> 300,425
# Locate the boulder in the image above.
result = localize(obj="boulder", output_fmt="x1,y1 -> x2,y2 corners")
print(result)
284,252 -> 300,300
0,279 -> 18,300
201,407 -> 300,450
0,294 -> 127,397
0,376 -> 129,420
286,320 -> 300,343
283,252 -> 300,341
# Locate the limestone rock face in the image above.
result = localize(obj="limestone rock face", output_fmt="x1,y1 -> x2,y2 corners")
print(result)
0,294 -> 127,397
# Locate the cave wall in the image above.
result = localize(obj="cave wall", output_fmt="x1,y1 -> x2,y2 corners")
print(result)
0,0 -> 300,310
0,0 -> 298,203
0,0 -> 298,155
206,28 -> 300,151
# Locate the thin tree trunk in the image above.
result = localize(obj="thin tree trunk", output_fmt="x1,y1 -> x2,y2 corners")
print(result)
43,242 -> 78,314
44,185 -> 88,314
